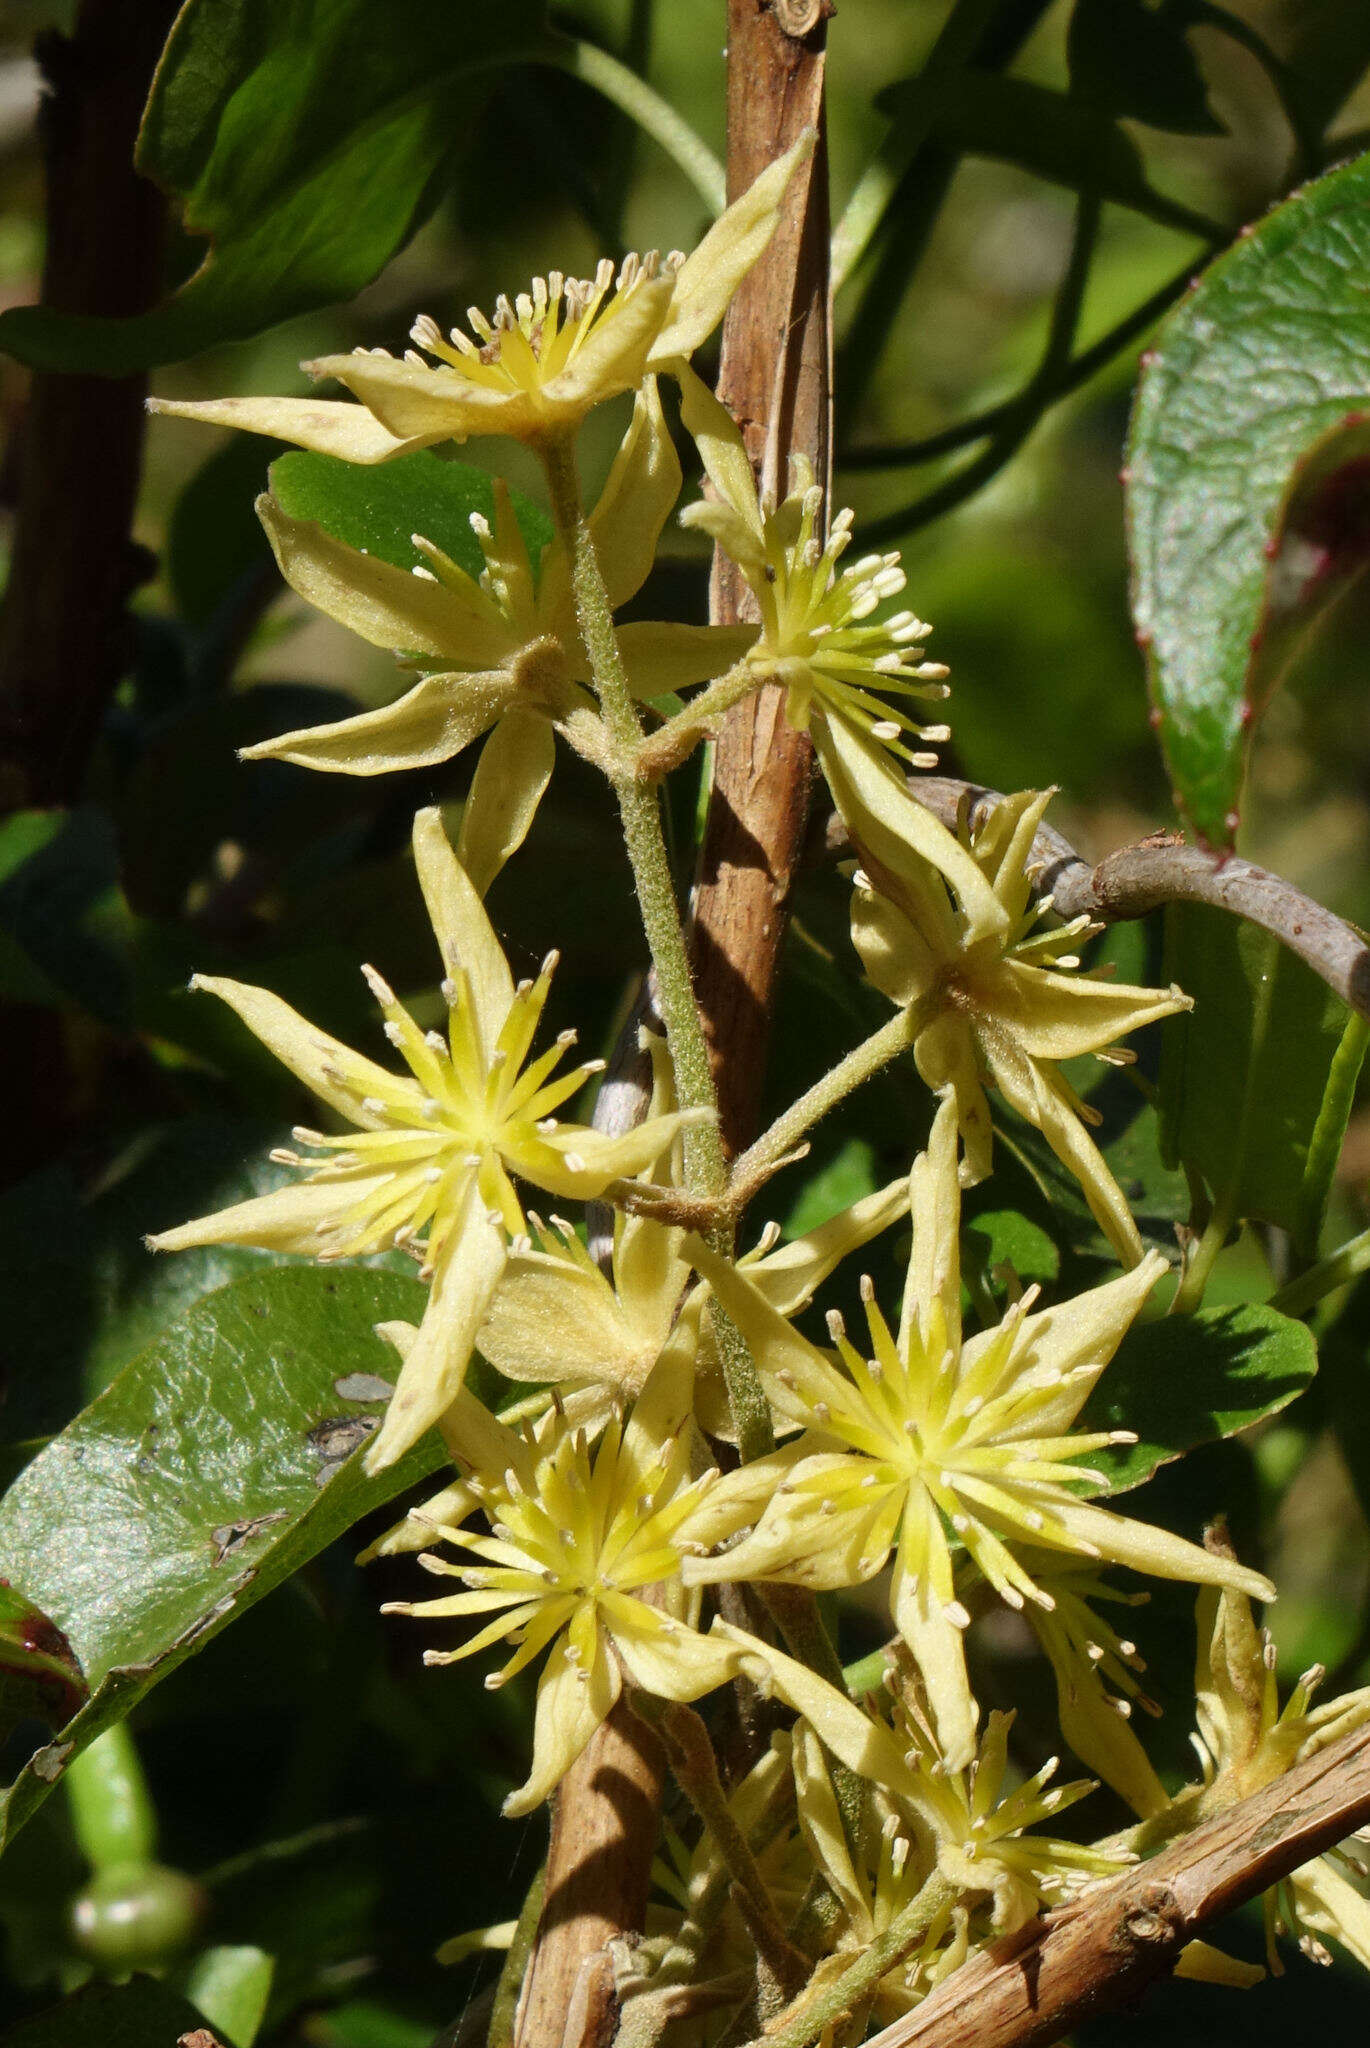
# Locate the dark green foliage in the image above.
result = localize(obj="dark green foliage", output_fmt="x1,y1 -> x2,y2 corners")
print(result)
1159,904 -> 1365,1248
0,1270 -> 439,1859
270,451 -> 553,579
0,0 -> 555,372
1081,1303 -> 1318,1492
1127,149 -> 1370,842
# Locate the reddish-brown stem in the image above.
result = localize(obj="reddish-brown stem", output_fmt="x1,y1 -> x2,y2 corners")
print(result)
515,12 -> 832,2040
514,1701 -> 666,2048
688,0 -> 832,1161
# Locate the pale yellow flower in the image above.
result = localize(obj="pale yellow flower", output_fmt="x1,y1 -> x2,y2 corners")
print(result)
827,740 -> 1192,1264
727,1636 -> 1123,1950
675,364 -> 952,767
149,135 -> 814,457
1182,1567 -> 1370,1973
148,807 -> 698,1472
788,1719 -> 969,2022
239,381 -> 755,795
477,1031 -> 911,1438
382,1350 -> 743,1815
689,1099 -> 1272,1767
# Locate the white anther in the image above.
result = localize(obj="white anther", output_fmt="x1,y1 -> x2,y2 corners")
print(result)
362,964 -> 398,1006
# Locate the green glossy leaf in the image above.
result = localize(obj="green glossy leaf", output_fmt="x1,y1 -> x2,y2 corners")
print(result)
268,449 -> 553,580
0,1266 -> 442,1859
1067,0 -> 1222,135
0,0 -> 554,374
1159,904 -> 1363,1249
1126,150 -> 1370,842
963,1208 -> 1059,1286
0,1977 -> 212,2046
1080,1302 -> 1317,1492
877,70 -> 1162,211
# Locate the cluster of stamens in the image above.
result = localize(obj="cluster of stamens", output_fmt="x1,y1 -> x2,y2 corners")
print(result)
265,950 -> 603,1269
383,1400 -> 713,1688
763,1275 -> 1137,1622
381,252 -> 683,387
759,476 -> 953,763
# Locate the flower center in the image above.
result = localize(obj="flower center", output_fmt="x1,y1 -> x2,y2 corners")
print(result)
408,252 -> 683,394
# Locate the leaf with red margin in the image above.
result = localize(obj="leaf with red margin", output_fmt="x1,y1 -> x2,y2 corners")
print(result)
1126,150 -> 1370,845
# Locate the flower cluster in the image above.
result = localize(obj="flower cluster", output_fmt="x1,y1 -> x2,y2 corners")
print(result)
145,131 -> 1356,2042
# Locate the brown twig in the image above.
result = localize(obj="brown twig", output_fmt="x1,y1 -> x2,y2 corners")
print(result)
688,0 -> 831,1159
513,1704 -> 666,2048
855,1719 -> 1370,2048
521,27 -> 833,2045
0,0 -> 175,807
824,775 -> 1370,1019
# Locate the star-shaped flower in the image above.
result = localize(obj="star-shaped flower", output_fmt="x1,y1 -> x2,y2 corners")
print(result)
149,135 -> 814,458
826,738 -> 1192,1264
689,1099 -> 1271,1767
149,807 -> 698,1472
239,381 -> 756,795
476,1030 -> 911,1438
674,364 -> 953,769
382,1350 -> 743,1815
730,1635 -> 1123,1950
1177,1554 -> 1370,1973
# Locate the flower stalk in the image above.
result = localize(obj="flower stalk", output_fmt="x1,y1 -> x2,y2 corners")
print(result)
747,1871 -> 960,2048
541,431 -> 725,1201
729,998 -> 932,1210
652,1699 -> 808,1997
541,429 -> 776,1462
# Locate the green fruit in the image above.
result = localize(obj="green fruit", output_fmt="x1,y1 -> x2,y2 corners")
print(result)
69,1860 -> 206,1972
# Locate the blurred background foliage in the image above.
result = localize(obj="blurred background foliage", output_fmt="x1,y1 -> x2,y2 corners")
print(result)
2,1 -> 1370,2041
